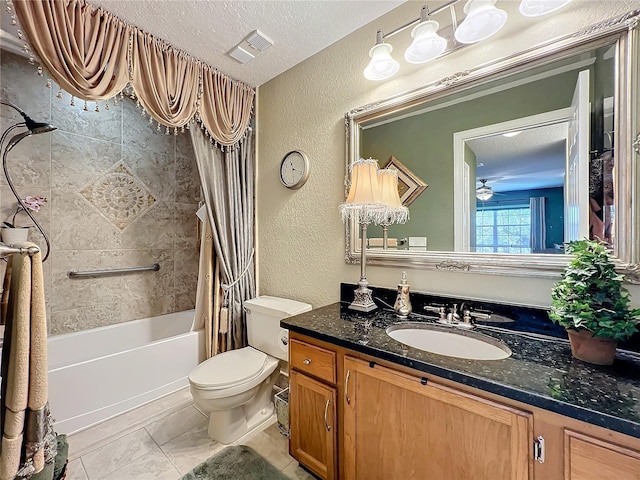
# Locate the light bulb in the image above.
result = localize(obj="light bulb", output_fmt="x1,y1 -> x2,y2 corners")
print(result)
404,20 -> 447,64
502,131 -> 522,138
364,42 -> 399,81
519,0 -> 571,17
455,0 -> 508,45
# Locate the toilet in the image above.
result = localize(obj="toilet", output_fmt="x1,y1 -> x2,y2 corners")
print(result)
189,296 -> 311,444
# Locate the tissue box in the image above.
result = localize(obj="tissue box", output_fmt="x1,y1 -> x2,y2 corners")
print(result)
408,236 -> 427,250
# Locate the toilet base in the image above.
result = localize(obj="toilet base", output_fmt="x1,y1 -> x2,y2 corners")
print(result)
208,401 -> 275,444
207,376 -> 277,444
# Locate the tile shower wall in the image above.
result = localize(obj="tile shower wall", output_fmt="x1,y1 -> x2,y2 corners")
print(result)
0,50 -> 201,335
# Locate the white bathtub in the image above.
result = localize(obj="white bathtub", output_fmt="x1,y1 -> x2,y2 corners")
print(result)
46,310 -> 204,434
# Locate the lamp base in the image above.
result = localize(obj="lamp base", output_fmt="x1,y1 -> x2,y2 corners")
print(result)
349,284 -> 377,312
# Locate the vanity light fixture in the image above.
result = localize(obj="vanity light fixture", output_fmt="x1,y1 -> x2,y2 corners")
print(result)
364,31 -> 400,81
364,0 -> 572,81
340,158 -> 386,312
404,7 -> 448,64
519,0 -> 572,17
476,179 -> 494,201
454,0 -> 507,44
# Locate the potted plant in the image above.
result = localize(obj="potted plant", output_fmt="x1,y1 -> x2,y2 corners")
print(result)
549,239 -> 640,365
1,195 -> 46,244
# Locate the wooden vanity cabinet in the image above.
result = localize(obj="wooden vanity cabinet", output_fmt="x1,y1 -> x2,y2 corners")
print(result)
289,339 -> 338,480
288,332 -> 640,480
342,356 -> 532,480
563,430 -> 640,480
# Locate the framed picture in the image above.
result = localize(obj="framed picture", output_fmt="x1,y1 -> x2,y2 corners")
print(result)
383,155 -> 428,206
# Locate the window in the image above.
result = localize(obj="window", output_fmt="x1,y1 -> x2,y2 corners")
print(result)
476,206 -> 531,254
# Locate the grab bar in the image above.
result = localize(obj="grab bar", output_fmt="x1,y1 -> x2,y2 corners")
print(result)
68,263 -> 160,278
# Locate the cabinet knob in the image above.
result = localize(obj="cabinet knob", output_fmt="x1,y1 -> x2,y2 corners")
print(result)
303,358 -> 312,365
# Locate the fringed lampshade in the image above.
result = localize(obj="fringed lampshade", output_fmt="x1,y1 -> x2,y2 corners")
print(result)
378,168 -> 409,224
340,157 -> 384,312
378,168 -> 409,250
340,157 -> 384,223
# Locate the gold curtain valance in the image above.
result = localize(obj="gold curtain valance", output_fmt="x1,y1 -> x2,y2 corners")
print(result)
13,0 -> 255,148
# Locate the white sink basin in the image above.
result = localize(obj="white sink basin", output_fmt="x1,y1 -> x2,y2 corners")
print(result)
386,323 -> 512,360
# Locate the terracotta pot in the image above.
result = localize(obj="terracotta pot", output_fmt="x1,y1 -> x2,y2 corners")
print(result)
567,329 -> 617,366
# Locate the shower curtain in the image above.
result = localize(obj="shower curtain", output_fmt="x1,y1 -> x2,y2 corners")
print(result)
0,246 -> 56,480
191,128 -> 256,353
530,197 -> 547,253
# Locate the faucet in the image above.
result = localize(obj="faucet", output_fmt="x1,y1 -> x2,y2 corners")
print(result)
447,303 -> 463,324
423,304 -> 447,321
424,302 -> 492,328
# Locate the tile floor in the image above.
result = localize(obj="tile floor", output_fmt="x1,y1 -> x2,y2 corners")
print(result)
65,387 -> 314,480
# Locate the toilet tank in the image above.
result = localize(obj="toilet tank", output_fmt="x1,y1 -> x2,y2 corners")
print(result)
243,296 -> 312,361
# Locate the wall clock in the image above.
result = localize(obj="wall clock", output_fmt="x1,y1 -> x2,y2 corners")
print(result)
280,150 -> 310,189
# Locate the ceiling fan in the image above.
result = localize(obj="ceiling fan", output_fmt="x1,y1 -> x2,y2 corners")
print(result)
476,179 -> 494,201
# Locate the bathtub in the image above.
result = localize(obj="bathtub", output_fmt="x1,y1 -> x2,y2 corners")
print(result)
46,309 -> 204,434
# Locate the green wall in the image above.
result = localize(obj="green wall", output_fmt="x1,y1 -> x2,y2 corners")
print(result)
364,70 -> 581,251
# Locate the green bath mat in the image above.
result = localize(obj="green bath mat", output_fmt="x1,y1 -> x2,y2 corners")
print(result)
180,445 -> 288,480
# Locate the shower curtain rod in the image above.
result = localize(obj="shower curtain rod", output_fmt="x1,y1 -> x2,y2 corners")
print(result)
0,242 -> 40,259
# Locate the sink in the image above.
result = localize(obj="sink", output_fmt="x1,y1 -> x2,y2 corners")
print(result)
386,323 -> 512,360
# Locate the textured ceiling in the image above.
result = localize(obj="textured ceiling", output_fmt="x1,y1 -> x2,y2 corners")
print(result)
89,0 -> 406,87
467,123 -> 567,192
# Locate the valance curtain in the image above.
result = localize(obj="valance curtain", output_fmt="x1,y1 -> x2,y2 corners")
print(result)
12,0 -> 130,100
13,0 -> 255,148
191,127 -> 256,351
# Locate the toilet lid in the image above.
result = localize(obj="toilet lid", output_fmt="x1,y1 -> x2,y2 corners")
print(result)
189,347 -> 268,389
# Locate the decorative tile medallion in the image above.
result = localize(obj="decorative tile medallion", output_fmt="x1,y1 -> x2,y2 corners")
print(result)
383,155 -> 428,206
80,161 -> 156,230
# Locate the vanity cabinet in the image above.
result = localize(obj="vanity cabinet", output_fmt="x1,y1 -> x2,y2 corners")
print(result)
342,356 -> 532,480
289,340 -> 337,480
288,331 -> 640,479
563,430 -> 640,480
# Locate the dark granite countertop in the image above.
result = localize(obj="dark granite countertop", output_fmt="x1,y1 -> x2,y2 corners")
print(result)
281,302 -> 640,440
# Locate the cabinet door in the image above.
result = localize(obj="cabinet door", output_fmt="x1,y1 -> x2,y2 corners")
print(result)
290,370 -> 337,480
343,356 -> 532,480
564,430 -> 640,480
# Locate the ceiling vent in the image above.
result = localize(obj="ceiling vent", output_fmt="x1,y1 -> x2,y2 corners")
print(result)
246,29 -> 273,52
228,45 -> 255,64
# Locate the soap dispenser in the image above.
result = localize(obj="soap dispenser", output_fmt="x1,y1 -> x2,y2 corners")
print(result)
393,271 -> 412,318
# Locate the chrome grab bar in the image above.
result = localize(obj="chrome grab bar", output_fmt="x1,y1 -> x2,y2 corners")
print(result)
68,263 -> 160,278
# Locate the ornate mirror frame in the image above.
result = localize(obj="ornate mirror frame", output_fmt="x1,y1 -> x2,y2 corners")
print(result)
345,10 -> 640,282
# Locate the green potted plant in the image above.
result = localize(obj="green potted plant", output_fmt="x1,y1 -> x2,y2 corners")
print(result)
549,239 -> 640,365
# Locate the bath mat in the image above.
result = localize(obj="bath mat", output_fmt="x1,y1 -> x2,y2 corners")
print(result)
180,445 -> 288,480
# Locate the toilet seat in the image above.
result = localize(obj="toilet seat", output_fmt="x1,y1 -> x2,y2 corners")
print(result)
189,347 -> 268,390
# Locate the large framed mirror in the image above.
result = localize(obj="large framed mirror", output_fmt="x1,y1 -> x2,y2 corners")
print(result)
345,11 -> 640,282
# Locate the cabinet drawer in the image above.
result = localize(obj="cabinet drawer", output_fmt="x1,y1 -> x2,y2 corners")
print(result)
290,339 -> 336,384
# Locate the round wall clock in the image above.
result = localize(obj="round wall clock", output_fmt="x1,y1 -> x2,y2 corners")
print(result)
280,150 -> 310,189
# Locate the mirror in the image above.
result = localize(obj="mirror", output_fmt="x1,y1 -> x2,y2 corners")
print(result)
345,14 -> 640,281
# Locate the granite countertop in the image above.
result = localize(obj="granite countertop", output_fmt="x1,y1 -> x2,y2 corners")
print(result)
281,302 -> 640,439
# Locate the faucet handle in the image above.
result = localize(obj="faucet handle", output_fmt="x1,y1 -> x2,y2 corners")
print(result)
472,310 -> 492,320
423,304 -> 447,319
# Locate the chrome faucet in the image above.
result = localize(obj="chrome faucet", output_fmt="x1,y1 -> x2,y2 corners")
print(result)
424,302 -> 492,328
447,303 -> 462,324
